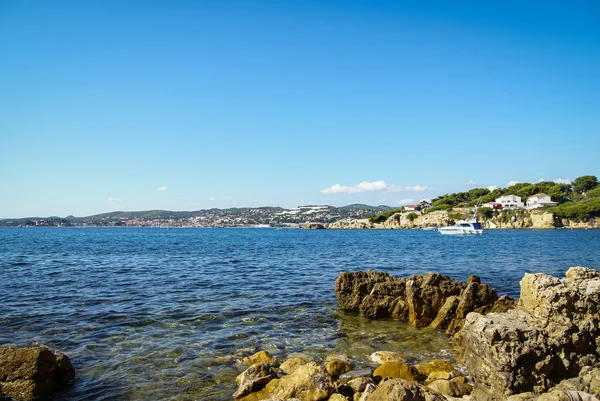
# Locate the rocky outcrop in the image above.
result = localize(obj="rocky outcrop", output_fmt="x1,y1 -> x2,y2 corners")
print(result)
335,270 -> 514,334
304,222 -> 327,229
461,267 -> 600,401
328,219 -> 374,229
0,346 -> 74,401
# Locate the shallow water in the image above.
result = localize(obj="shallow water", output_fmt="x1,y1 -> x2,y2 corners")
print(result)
1,228 -> 599,400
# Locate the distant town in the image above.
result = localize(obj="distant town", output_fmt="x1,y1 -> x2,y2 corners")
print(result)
0,204 -> 392,228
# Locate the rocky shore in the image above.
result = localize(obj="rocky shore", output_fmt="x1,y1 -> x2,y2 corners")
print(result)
327,210 -> 599,229
230,267 -> 600,401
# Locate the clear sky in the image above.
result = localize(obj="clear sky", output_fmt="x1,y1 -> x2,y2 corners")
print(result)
1,0 -> 599,217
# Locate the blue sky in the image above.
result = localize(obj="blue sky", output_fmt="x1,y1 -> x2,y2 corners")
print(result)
1,0 -> 598,217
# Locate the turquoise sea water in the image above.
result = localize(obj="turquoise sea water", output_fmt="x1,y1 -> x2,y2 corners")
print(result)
1,228 -> 599,400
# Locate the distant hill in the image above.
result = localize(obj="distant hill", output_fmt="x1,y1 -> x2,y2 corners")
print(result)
0,204 -> 393,227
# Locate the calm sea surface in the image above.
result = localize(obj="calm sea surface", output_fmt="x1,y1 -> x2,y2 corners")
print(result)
1,228 -> 599,400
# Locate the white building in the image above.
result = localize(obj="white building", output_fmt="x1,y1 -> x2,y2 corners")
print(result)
495,195 -> 524,210
526,193 -> 558,209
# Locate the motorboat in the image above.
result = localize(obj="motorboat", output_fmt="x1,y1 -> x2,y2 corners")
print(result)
438,219 -> 484,235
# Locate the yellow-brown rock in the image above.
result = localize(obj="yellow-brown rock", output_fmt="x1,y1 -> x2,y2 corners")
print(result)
326,359 -> 352,378
242,350 -> 276,366
427,379 -> 473,397
370,351 -> 406,364
373,362 -> 420,382
415,359 -> 456,377
279,357 -> 307,375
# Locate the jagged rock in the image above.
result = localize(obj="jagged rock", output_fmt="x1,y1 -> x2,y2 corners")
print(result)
461,267 -> 600,401
373,362 -> 420,382
234,363 -> 276,398
279,357 -> 307,375
365,379 -> 447,401
426,379 -> 472,397
445,280 -> 499,335
243,350 -> 277,366
0,346 -> 74,401
242,362 -> 335,401
406,273 -> 466,327
549,366 -> 600,397
370,351 -> 406,364
335,271 -> 508,334
339,369 -> 373,384
335,271 -> 397,311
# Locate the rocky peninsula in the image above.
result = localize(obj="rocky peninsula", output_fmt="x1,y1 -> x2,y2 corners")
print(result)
228,267 -> 600,401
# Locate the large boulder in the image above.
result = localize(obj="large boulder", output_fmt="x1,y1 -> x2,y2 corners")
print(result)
0,346 -> 74,401
335,271 -> 398,311
461,267 -> 600,401
234,363 -> 276,398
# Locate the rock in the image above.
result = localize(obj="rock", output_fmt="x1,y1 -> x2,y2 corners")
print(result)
305,222 -> 326,229
461,267 -> 600,401
0,346 -> 74,401
326,359 -> 352,379
365,379 -> 447,401
358,383 -> 377,401
339,369 -> 373,384
54,352 -> 75,390
370,351 -> 406,365
279,357 -> 307,375
234,363 -> 276,398
335,271 -> 398,311
549,366 -> 600,396
335,270 -> 505,334
373,362 -> 420,382
415,360 -> 456,378
426,379 -> 472,397
347,377 -> 375,393
424,371 -> 453,384
329,394 -> 350,401
406,273 -> 465,327
247,362 -> 335,401
429,296 -> 460,330
243,350 -> 277,366
445,280 -> 499,335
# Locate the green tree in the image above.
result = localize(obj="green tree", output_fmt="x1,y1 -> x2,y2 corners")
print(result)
573,175 -> 598,194
407,212 -> 418,222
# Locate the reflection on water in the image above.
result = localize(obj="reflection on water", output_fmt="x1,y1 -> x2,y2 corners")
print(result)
1,228 -> 598,400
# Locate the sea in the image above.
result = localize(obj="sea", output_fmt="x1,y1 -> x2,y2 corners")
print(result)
1,227 -> 599,400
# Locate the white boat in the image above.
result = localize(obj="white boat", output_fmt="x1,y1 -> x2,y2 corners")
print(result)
438,219 -> 484,235
421,227 -> 437,231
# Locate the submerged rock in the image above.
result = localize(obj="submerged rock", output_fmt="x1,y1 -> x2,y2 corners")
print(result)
0,346 -> 74,401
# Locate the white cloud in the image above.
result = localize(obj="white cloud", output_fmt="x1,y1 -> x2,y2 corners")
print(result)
554,178 -> 571,184
209,197 -> 215,201
487,186 -> 498,191
156,186 -> 167,191
466,180 -> 477,186
107,197 -> 122,203
398,198 -> 415,205
507,181 -> 519,187
538,178 -> 545,183
387,184 -> 432,193
321,180 -> 387,194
